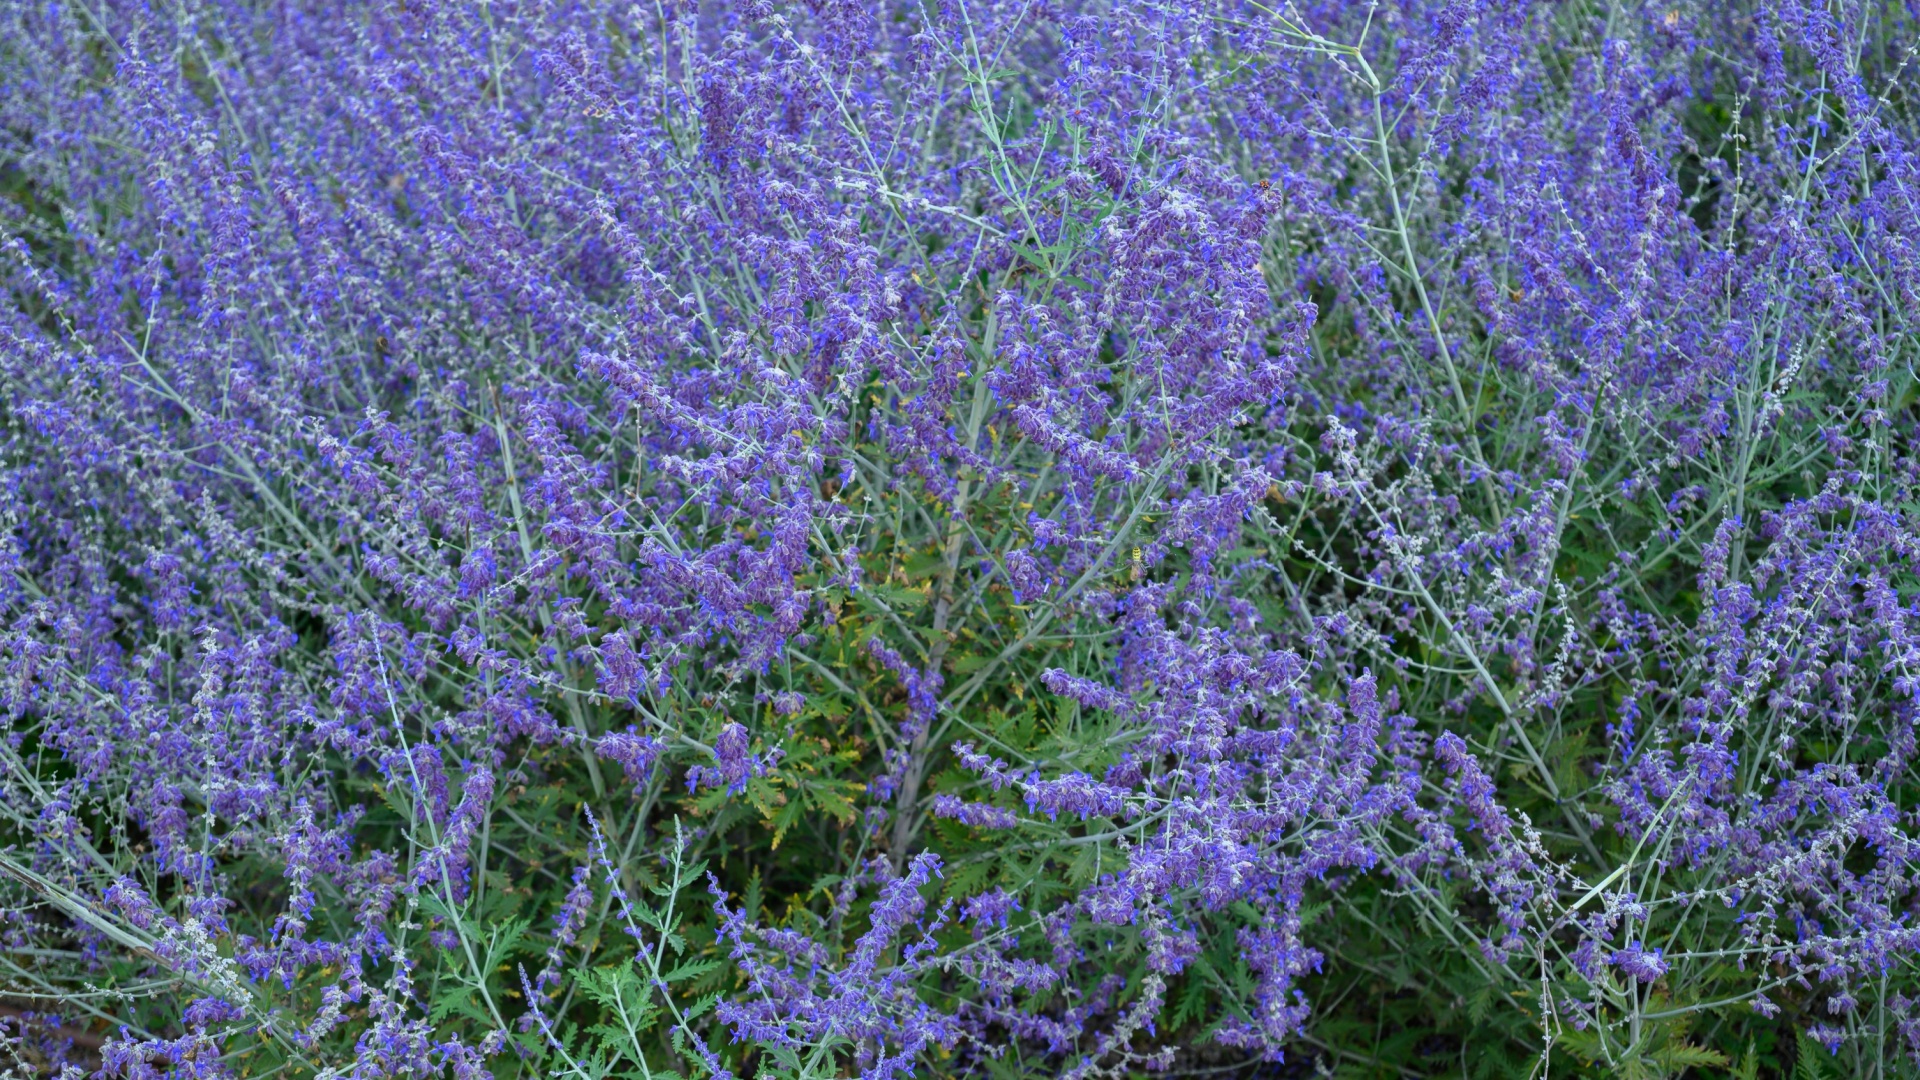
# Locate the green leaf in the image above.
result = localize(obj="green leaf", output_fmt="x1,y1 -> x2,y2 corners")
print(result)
1553,1026 -> 1605,1065
943,858 -> 992,898
416,890 -> 458,925
863,582 -> 929,612
1653,1042 -> 1728,1069
662,958 -> 721,985
1794,1034 -> 1840,1080
803,778 -> 861,824
1066,841 -> 1098,886
770,788 -> 807,848
1170,975 -> 1209,1031
428,989 -> 493,1026
1463,982 -> 1494,1026
484,916 -> 531,967
901,549 -> 947,580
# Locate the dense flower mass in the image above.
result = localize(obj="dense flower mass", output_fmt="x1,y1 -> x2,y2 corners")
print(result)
1,0 -> 1918,1076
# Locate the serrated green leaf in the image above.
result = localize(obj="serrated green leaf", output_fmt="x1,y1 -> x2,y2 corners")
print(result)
1464,982 -> 1494,1025
1552,1025 -> 1605,1064
428,989 -> 493,1026
1066,841 -> 1098,886
866,582 -> 929,612
803,779 -> 860,824
662,958 -> 721,984
1654,1042 -> 1729,1069
1795,1034 -> 1840,1080
944,858 -> 992,898
485,916 -> 531,967
1170,975 -> 1209,1031
770,788 -> 807,848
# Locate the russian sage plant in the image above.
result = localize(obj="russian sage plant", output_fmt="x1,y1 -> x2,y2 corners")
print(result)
2,0 -> 1919,1077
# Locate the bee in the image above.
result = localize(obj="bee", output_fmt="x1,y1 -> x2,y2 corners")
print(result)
1129,546 -> 1144,581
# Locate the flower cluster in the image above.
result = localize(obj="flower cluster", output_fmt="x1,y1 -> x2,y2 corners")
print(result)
2,0 -> 1919,1076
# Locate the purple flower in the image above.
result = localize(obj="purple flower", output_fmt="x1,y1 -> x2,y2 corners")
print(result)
1610,942 -> 1669,984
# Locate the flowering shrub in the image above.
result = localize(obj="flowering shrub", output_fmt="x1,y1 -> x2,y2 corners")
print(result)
2,0 -> 1918,1076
